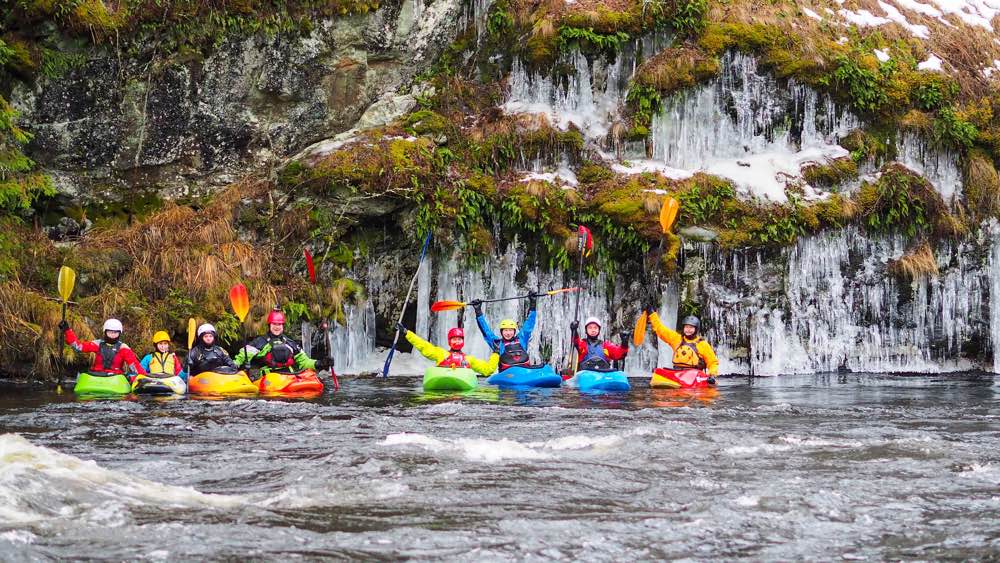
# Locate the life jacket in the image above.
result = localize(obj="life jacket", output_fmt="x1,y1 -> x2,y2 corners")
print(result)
438,350 -> 470,369
190,345 -> 231,375
98,340 -> 123,373
499,339 -> 529,370
579,338 -> 611,370
673,337 -> 707,370
148,351 -> 176,375
264,337 -> 295,368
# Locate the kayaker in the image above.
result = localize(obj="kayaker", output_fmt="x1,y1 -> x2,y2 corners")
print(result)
644,304 -> 719,379
234,309 -> 331,374
185,323 -> 239,376
396,324 -> 499,376
471,294 -> 537,372
58,318 -> 146,379
140,331 -> 187,381
571,316 -> 628,371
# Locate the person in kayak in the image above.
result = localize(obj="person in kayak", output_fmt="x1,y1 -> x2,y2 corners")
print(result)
644,303 -> 719,380
58,318 -> 147,379
571,316 -> 628,371
234,309 -> 330,374
471,294 -> 538,372
140,331 -> 187,381
186,323 -> 239,376
396,324 -> 499,376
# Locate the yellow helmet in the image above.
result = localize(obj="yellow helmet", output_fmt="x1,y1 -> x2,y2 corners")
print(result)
499,319 -> 518,330
152,331 -> 171,344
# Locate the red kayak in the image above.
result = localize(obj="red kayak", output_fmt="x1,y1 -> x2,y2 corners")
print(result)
259,369 -> 324,395
650,368 -> 714,389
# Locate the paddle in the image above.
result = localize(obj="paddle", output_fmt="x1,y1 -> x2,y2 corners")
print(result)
635,196 -> 681,347
187,317 -> 196,351
382,232 -> 432,378
56,265 -> 76,390
430,287 -> 580,313
569,225 -> 593,375
229,283 -> 250,369
304,247 -> 339,390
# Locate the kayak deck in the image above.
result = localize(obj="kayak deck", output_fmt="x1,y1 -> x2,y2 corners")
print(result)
486,364 -> 562,388
423,366 -> 478,391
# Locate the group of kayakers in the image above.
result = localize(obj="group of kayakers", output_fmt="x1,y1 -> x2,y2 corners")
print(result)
58,309 -> 331,382
398,293 -> 719,378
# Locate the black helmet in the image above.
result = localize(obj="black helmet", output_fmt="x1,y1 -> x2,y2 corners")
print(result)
681,316 -> 701,331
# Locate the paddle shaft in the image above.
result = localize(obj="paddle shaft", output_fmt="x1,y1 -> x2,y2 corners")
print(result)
382,232 -> 432,378
570,231 -> 586,374
58,302 -> 66,387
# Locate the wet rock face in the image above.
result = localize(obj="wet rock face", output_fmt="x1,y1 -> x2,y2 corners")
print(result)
11,0 -> 462,200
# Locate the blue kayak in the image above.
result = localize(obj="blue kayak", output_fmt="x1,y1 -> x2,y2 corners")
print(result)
570,369 -> 631,392
486,364 -> 563,388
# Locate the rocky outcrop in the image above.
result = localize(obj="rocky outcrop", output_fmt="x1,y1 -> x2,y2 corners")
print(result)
8,0 -> 464,201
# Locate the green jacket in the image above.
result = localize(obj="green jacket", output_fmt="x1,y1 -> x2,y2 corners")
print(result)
235,334 -> 317,373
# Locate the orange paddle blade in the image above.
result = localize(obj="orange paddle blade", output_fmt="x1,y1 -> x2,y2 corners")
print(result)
431,300 -> 466,312
633,311 -> 648,347
229,283 -> 250,322
660,197 -> 680,234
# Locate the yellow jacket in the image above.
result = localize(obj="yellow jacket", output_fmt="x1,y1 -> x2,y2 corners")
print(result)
404,331 -> 499,376
648,312 -> 719,376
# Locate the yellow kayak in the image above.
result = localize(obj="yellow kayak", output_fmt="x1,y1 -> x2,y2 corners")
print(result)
188,370 -> 258,395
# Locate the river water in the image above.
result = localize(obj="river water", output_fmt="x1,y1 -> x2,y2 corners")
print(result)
1,373 -> 999,560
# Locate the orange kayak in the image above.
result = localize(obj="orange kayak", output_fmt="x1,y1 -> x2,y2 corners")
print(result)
259,369 -> 324,395
650,368 -> 714,389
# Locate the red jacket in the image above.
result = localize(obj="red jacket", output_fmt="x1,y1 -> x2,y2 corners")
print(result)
64,329 -> 147,376
573,335 -> 627,365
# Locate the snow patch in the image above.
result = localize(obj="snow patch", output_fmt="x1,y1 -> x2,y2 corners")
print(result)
611,159 -> 694,180
918,54 -> 944,70
838,8 -> 891,26
803,7 -> 824,20
878,0 -> 931,37
874,48 -> 892,62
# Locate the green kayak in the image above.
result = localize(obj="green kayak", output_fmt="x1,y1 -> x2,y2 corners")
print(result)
74,372 -> 132,395
422,366 -> 478,391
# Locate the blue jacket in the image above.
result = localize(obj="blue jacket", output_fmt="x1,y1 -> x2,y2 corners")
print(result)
476,309 -> 537,357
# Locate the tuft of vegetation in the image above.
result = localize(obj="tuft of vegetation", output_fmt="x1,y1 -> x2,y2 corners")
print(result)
801,157 -> 859,189
888,242 -> 939,281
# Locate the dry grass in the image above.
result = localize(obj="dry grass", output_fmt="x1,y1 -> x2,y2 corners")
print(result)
0,283 -> 94,380
888,242 -> 939,281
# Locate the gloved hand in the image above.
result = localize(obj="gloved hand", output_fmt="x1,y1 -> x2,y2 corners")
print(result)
528,290 -> 539,310
396,322 -> 408,335
570,320 -> 579,333
58,320 -> 70,332
470,299 -> 484,316
619,332 -> 630,346
644,297 -> 659,314
707,376 -> 717,385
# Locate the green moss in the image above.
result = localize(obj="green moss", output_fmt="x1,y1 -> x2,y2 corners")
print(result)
403,110 -> 450,137
801,157 -> 859,188
634,47 -> 720,95
841,128 -> 896,163
577,163 -> 615,185
856,163 -> 946,237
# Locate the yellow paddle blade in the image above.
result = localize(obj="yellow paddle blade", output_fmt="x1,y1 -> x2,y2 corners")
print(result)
431,300 -> 467,312
57,266 -> 76,303
633,311 -> 648,347
660,197 -> 680,234
545,287 -> 581,296
187,317 -> 196,350
229,284 -> 250,322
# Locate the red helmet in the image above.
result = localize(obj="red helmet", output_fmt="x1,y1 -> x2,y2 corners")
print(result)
447,327 -> 464,339
267,310 -> 286,325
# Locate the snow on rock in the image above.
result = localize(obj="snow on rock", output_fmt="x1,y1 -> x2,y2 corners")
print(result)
704,145 -> 849,202
803,7 -> 824,20
874,48 -> 892,62
611,160 -> 694,180
926,0 -> 998,30
838,8 -> 891,26
520,165 -> 579,186
877,0 -> 931,36
918,54 -> 944,70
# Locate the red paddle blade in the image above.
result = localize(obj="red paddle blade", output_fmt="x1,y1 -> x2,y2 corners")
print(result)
304,248 -> 316,284
229,283 -> 250,322
578,225 -> 594,257
430,300 -> 466,313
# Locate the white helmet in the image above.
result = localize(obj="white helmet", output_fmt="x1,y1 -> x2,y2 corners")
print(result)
583,316 -> 602,330
197,323 -> 217,337
103,319 -> 123,332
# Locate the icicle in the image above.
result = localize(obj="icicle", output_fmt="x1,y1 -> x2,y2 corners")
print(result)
990,220 -> 1000,373
896,132 -> 962,206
